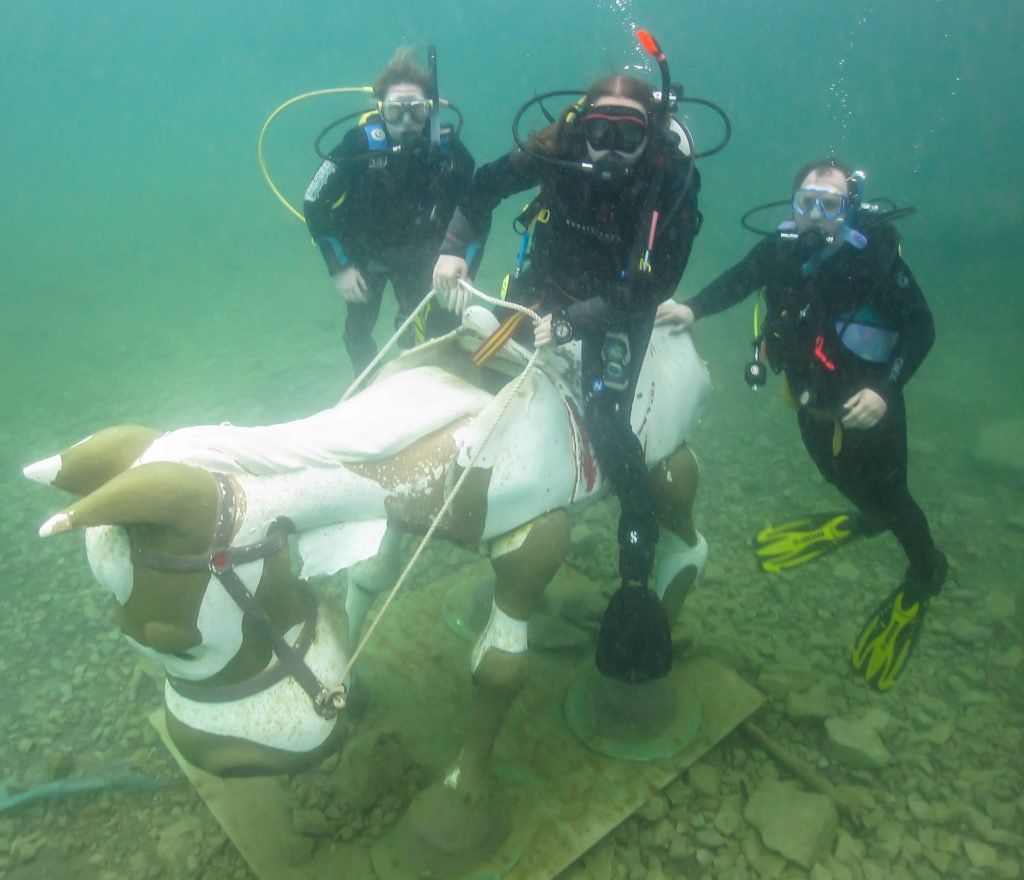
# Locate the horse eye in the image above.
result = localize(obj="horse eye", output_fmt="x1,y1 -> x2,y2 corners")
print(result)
174,652 -> 195,661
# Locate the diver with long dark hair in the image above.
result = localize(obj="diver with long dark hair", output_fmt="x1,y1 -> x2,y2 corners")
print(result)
657,158 -> 946,690
304,48 -> 479,374
433,41 -> 704,683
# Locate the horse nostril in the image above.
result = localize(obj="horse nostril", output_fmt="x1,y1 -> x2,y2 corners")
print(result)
174,652 -> 196,661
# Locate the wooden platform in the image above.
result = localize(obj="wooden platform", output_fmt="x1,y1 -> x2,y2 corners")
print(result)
152,561 -> 764,879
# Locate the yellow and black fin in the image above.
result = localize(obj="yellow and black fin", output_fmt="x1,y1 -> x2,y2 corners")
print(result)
851,588 -> 929,691
753,512 -> 863,573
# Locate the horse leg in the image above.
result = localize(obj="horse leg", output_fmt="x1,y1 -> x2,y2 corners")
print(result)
649,444 -> 708,626
345,525 -> 404,648
405,508 -> 570,867
462,507 -> 570,797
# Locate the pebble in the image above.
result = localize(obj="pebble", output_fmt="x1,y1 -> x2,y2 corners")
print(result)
713,798 -> 744,836
996,859 -> 1022,879
964,838 -> 999,869
695,828 -> 725,848
635,794 -> 668,822
994,645 -> 1024,669
11,832 -> 46,864
918,720 -> 956,745
687,764 -> 720,798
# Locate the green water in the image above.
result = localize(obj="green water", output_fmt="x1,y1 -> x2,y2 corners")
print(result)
2,1 -> 1022,877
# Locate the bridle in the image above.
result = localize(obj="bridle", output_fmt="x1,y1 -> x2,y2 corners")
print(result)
130,474 -> 343,718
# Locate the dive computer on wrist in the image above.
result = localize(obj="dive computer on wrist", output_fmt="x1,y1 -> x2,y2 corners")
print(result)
551,312 -> 574,345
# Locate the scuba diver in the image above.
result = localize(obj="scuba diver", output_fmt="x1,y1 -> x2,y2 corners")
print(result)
303,48 -> 479,375
433,35 -> 705,685
656,158 -> 947,691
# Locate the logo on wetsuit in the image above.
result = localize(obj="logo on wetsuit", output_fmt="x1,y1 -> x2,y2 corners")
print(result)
562,217 -> 623,244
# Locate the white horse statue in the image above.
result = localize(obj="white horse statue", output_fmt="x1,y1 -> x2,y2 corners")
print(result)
23,306 -> 711,865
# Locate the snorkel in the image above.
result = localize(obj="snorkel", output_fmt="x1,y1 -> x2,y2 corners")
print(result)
838,170 -> 868,249
427,45 -> 441,153
633,29 -> 674,270
637,30 -> 670,132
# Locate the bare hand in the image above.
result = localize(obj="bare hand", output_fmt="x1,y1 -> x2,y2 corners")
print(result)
334,266 -> 367,303
533,314 -> 554,348
841,388 -> 888,429
433,254 -> 469,293
655,300 -> 695,334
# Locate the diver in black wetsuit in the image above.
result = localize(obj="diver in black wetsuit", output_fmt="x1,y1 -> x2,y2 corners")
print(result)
657,158 -> 947,690
304,49 -> 479,374
433,73 -> 702,683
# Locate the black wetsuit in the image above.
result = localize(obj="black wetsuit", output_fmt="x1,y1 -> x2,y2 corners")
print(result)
685,222 -> 943,598
304,119 -> 477,372
442,144 -> 701,588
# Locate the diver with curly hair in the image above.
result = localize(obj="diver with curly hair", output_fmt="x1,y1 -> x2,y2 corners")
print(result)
434,66 -> 702,683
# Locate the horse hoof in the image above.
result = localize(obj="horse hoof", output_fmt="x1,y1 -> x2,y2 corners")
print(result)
373,781 -> 509,878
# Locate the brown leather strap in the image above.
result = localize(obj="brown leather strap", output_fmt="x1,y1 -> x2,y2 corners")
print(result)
131,476 -> 287,573
132,474 -> 338,717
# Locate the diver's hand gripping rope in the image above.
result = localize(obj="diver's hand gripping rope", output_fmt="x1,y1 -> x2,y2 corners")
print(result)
326,282 -> 542,706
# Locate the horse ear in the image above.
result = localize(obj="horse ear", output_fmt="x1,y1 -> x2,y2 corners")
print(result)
39,461 -> 219,541
24,425 -> 162,496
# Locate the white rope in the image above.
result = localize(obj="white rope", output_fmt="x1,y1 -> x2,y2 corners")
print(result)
341,280 -> 542,402
341,288 -> 439,402
455,277 -> 541,323
328,279 -> 543,703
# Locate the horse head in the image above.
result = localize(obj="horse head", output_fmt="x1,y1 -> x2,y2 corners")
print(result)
26,440 -> 350,776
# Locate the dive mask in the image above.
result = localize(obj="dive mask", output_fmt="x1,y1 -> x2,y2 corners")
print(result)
581,106 -> 648,153
380,98 -> 431,126
792,187 -> 848,221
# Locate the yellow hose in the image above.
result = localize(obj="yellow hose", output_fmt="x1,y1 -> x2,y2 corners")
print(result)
257,86 -> 375,222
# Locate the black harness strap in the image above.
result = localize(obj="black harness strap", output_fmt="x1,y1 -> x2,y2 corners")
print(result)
131,475 -> 339,718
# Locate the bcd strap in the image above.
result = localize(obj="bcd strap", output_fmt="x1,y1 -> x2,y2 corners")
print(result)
362,120 -> 454,155
513,196 -> 549,234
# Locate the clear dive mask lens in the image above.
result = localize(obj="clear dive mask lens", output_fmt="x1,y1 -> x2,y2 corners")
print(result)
380,98 -> 431,125
792,188 -> 848,220
581,110 -> 648,153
